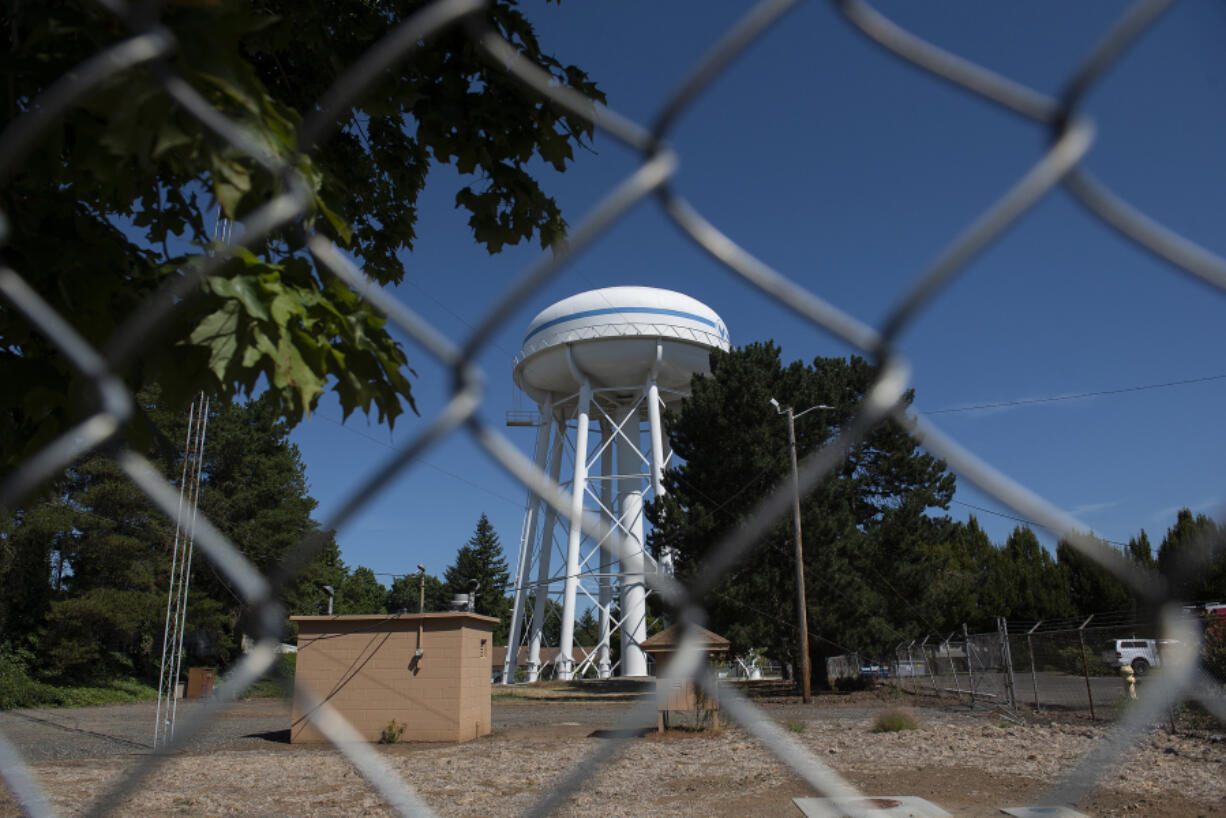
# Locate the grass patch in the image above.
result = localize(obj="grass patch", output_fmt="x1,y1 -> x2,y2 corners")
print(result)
489,678 -> 652,703
871,708 -> 918,733
785,721 -> 805,733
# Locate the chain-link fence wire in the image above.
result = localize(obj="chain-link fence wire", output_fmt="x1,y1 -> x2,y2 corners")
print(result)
3,0 -> 1226,815
886,625 -> 1017,710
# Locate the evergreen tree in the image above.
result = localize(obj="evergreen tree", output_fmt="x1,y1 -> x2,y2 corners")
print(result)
1157,509 -> 1225,602
1127,530 -> 1157,571
1056,537 -> 1133,617
999,527 -> 1073,622
444,514 -> 511,642
648,342 -> 956,684
0,391 -> 340,681
574,608 -> 599,647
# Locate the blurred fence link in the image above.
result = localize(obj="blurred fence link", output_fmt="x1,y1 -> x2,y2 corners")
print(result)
3,0 -> 1226,815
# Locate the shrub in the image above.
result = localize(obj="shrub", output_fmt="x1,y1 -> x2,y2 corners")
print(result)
380,719 -> 404,744
0,644 -> 52,710
871,708 -> 918,733
832,674 -> 876,693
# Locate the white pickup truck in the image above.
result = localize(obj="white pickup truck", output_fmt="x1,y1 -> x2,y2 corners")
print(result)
1101,639 -> 1163,676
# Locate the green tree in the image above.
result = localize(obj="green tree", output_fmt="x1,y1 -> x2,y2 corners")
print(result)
997,527 -> 1073,622
1,0 -> 604,471
1157,509 -> 1225,603
387,572 -> 448,614
1127,530 -> 1157,571
336,566 -> 387,615
574,608 -> 598,648
913,516 -> 1008,633
648,342 -> 957,685
443,513 -> 511,642
1056,537 -> 1134,618
1,391 -> 341,680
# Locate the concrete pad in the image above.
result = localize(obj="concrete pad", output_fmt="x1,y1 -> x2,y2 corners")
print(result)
1000,808 -> 1089,818
794,795 -> 951,817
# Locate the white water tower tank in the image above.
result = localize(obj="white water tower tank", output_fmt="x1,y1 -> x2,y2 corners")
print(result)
504,286 -> 730,682
514,286 -> 729,406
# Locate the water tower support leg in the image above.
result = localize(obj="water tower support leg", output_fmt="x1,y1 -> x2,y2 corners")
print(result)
504,399 -> 553,684
598,418 -> 614,679
557,380 -> 592,681
526,419 -> 565,682
618,404 -> 648,677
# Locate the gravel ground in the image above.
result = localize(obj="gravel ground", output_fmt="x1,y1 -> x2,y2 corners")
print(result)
1,692 -> 1223,817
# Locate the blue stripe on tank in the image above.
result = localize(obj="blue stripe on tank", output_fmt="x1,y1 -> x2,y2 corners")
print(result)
523,306 -> 721,344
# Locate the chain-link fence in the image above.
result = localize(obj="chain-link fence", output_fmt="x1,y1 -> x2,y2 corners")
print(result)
840,613 -> 1220,727
3,0 -> 1226,815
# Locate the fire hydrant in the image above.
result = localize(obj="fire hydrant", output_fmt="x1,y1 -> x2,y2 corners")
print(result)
1120,662 -> 1137,700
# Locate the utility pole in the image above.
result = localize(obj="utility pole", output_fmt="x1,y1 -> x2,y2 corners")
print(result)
770,399 -> 834,704
784,405 -> 811,703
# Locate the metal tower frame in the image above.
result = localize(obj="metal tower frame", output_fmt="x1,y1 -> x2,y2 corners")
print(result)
503,346 -> 684,683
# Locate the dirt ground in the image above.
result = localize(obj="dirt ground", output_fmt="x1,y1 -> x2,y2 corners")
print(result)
1,683 -> 1223,817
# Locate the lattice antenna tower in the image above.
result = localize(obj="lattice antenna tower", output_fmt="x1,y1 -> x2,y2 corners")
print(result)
153,392 -> 210,747
503,287 -> 729,682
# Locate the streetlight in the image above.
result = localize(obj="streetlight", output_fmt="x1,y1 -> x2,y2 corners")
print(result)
770,398 -> 834,704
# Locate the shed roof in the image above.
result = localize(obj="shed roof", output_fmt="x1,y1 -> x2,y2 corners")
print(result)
291,612 -> 499,624
640,623 -> 730,653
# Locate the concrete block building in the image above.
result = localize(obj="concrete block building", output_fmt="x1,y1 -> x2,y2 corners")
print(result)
290,612 -> 498,743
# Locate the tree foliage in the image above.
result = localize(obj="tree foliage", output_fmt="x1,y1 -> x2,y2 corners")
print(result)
645,342 -> 1224,687
1,0 -> 604,470
443,513 -> 511,642
648,342 -> 957,676
387,572 -> 448,614
0,392 -> 342,681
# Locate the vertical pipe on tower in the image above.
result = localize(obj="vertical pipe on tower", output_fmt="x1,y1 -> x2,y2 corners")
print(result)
598,417 -> 614,679
503,396 -> 554,684
618,403 -> 649,677
557,378 -> 592,681
645,342 -> 672,575
526,417 -> 565,682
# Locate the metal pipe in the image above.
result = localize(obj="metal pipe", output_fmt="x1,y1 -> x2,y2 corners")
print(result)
617,402 -> 648,677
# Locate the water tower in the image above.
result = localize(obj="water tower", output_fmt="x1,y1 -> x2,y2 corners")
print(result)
503,286 -> 730,681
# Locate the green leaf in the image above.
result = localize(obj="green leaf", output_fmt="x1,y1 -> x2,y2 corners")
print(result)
208,273 -> 271,322
188,301 -> 242,383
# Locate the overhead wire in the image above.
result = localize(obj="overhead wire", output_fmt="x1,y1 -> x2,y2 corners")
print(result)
922,373 -> 1226,416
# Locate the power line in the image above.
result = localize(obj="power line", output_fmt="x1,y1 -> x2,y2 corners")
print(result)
924,374 -> 1226,416
312,412 -> 522,508
951,499 -> 1128,547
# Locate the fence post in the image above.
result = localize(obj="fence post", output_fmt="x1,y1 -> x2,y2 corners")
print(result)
1078,614 -> 1096,721
922,636 -> 938,699
1027,621 -> 1042,713
906,640 -> 917,693
963,623 -> 976,707
999,617 -> 1017,709
945,631 -> 963,702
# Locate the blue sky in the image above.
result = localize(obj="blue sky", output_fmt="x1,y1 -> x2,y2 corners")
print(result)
287,0 -> 1226,584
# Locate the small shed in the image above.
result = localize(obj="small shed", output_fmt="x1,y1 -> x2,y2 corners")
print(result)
291,612 -> 497,744
642,624 -> 731,731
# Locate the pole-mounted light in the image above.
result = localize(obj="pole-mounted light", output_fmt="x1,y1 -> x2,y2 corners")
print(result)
768,398 -> 834,704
